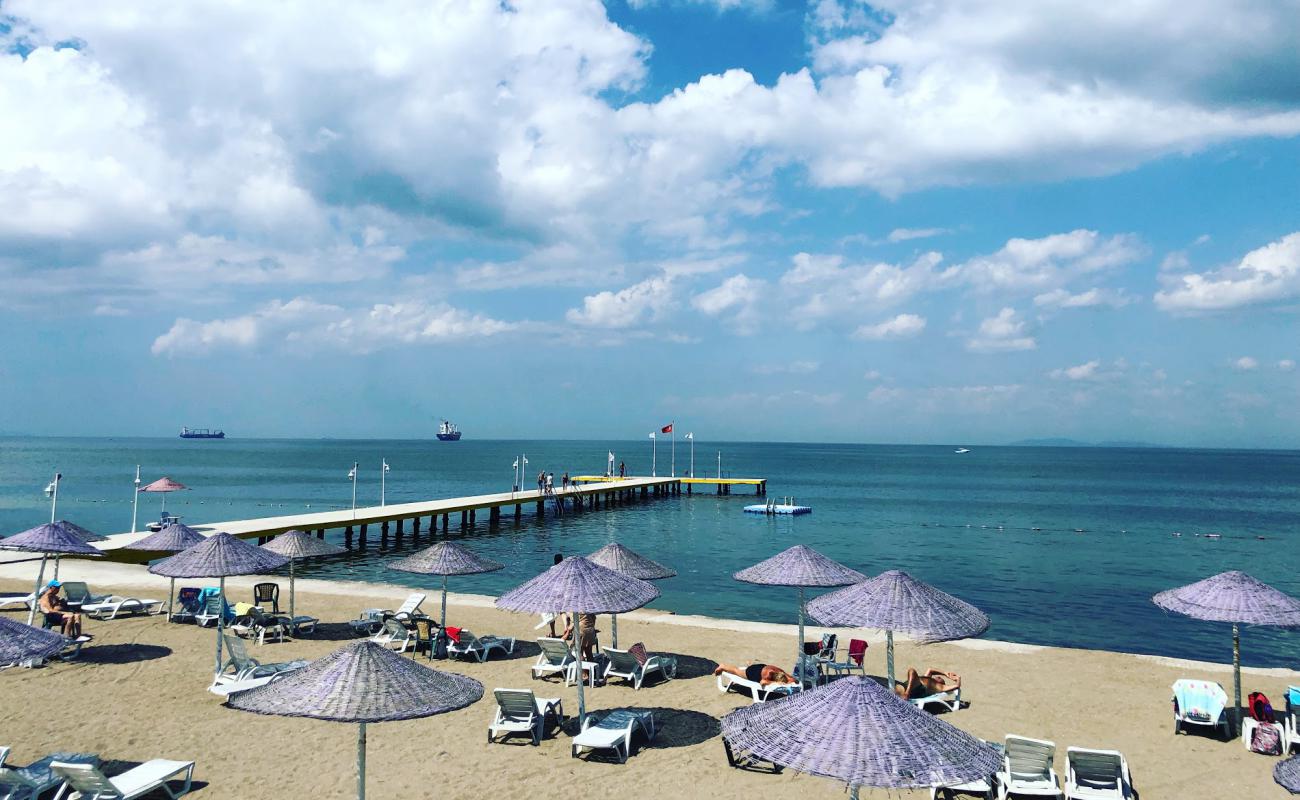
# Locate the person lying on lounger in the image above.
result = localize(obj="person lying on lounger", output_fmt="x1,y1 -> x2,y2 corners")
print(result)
38,581 -> 82,637
895,667 -> 960,699
713,662 -> 799,687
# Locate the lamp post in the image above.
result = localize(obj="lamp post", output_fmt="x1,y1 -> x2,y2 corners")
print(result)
650,432 -> 656,477
717,451 -> 721,479
512,457 -> 520,495
45,472 -> 62,578
686,433 -> 694,477
348,463 -> 358,517
381,460 -> 389,506
130,465 -> 141,533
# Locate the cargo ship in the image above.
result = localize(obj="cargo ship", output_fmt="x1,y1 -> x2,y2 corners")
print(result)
436,420 -> 462,441
179,427 -> 225,439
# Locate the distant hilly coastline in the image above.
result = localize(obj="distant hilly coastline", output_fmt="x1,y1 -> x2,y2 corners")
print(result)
1008,437 -> 1164,448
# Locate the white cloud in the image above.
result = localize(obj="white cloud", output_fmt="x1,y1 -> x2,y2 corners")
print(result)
967,307 -> 1036,352
1234,356 -> 1259,371
627,0 -> 772,10
1033,287 -> 1131,309
853,313 -> 927,340
691,273 -> 764,334
887,227 -> 950,243
1155,232 -> 1300,312
566,276 -> 674,329
1049,360 -> 1101,380
959,231 -> 1142,293
781,251 -> 957,325
151,297 -> 513,356
863,369 -> 883,380
867,386 -> 906,403
1280,359 -> 1296,372
752,361 -> 820,375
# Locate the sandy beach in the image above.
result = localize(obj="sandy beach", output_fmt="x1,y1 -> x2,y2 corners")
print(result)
1,559 -> 1295,800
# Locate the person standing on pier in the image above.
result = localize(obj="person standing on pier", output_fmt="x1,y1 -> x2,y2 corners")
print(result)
546,472 -> 554,492
561,472 -> 570,490
537,471 -> 545,494
619,461 -> 626,478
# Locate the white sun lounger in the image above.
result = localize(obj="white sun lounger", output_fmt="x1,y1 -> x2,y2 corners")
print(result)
716,671 -> 800,703
571,709 -> 656,763
997,735 -> 1061,799
370,619 -> 416,653
208,672 -> 287,697
58,583 -> 110,608
0,750 -> 98,800
0,593 -> 35,611
603,647 -> 676,690
531,637 -> 575,681
488,688 -> 564,746
389,593 -> 426,622
1064,747 -> 1133,799
214,635 -> 307,686
79,597 -> 163,621
50,759 -> 195,800
448,629 -> 515,663
911,687 -> 961,713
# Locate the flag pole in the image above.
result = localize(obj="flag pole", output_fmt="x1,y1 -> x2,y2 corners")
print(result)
671,423 -> 675,477
651,434 -> 656,477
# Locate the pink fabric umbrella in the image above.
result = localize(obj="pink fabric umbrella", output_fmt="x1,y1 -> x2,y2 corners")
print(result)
140,477 -> 188,513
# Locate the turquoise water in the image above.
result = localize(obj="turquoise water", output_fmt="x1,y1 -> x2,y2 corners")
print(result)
3,437 -> 1300,667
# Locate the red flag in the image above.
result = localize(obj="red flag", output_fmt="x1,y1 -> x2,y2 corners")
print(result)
661,423 -> 673,434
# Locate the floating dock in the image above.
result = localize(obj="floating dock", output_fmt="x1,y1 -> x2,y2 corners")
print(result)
88,477 -> 683,564
744,503 -> 811,515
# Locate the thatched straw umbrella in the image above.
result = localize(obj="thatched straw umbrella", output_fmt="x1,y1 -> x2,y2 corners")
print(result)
226,640 -> 482,800
139,476 -> 188,515
46,520 -> 106,580
0,522 -> 104,625
387,541 -> 503,631
1153,570 -> 1300,734
807,569 -> 990,685
734,545 -> 865,681
262,530 -> 346,622
722,676 -> 1002,799
0,615 -> 70,667
150,532 -> 289,678
123,523 -> 206,620
1276,754 -> 1300,794
587,542 -> 676,648
497,556 -> 658,726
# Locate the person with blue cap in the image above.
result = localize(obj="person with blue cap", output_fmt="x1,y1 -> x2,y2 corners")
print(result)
38,580 -> 82,637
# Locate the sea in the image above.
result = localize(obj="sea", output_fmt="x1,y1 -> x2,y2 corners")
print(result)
2,436 -> 1299,668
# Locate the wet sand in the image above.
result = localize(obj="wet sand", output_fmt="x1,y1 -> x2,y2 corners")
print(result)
1,560 -> 1295,799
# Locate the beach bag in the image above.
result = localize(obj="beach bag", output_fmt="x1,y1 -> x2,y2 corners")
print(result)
1251,719 -> 1282,755
1250,691 -> 1276,723
443,626 -> 461,644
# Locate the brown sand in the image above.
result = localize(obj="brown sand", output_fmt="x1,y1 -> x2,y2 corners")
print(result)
1,565 -> 1295,800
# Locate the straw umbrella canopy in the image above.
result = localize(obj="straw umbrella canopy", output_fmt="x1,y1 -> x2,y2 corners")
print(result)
734,545 -> 865,680
0,522 -> 104,625
0,615 -> 70,667
226,640 -> 482,800
1153,570 -> 1300,734
1276,754 -> 1300,794
721,675 -> 1002,798
807,569 -> 990,685
150,532 -> 290,678
587,542 -> 676,648
124,523 -> 207,620
497,556 -> 659,725
262,530 -> 346,621
44,520 -> 106,582
387,541 -> 503,631
139,477 -> 188,514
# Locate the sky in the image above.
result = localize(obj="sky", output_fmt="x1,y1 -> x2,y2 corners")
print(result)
1,0 -> 1299,447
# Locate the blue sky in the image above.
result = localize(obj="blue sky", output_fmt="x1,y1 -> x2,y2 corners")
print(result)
2,1 -> 1299,447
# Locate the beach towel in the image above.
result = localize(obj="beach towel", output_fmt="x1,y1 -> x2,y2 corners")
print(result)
628,642 -> 649,666
1288,686 -> 1300,714
1174,680 -> 1227,723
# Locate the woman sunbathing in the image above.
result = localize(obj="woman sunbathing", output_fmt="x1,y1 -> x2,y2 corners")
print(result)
714,662 -> 799,687
896,667 -> 960,699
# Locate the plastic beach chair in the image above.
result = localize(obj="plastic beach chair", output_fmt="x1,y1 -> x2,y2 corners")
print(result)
531,637 -> 576,682
214,635 -> 306,687
1064,747 -> 1133,799
50,759 -> 195,800
80,596 -> 164,621
58,582 -> 109,608
716,670 -> 800,703
826,638 -> 868,677
996,735 -> 1061,799
447,629 -> 516,662
0,751 -> 98,800
1172,679 -> 1230,739
487,688 -> 564,746
370,619 -> 416,653
252,582 -> 280,614
571,709 -> 656,763
603,646 -> 676,690
170,588 -> 202,624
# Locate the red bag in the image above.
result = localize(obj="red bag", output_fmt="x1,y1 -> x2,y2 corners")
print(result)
443,626 -> 461,644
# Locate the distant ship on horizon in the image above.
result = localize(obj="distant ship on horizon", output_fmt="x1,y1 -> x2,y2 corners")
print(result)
436,420 -> 462,441
179,426 -> 225,439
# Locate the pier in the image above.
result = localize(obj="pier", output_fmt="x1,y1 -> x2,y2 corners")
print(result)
573,475 -> 766,495
91,477 -> 682,564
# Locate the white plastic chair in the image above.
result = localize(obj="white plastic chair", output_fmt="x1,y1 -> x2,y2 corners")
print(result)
370,619 -> 415,653
447,629 -> 515,662
571,709 -> 656,763
1064,747 -> 1132,799
487,688 -> 563,746
602,647 -> 675,690
996,735 -> 1061,799
531,637 -> 575,681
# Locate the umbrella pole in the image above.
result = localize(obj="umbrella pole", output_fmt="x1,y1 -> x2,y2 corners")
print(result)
168,577 -> 176,621
441,575 -> 448,630
886,629 -> 895,687
612,613 -> 619,649
357,722 -> 367,800
53,555 -> 60,581
573,607 -> 586,727
850,785 -> 860,800
290,559 -> 296,621
1233,622 -> 1242,736
27,554 -> 49,626
797,587 -> 806,684
214,576 -> 226,678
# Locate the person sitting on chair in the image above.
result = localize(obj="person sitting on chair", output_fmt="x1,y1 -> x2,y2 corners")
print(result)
713,662 -> 799,688
38,581 -> 82,638
895,667 -> 961,699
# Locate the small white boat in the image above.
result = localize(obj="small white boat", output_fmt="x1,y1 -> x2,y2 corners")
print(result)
954,448 -> 971,454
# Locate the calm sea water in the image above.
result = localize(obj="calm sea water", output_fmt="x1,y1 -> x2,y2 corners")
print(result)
2,437 -> 1299,667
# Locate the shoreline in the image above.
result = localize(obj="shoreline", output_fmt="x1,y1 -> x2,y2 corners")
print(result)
2,555 -> 1291,679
